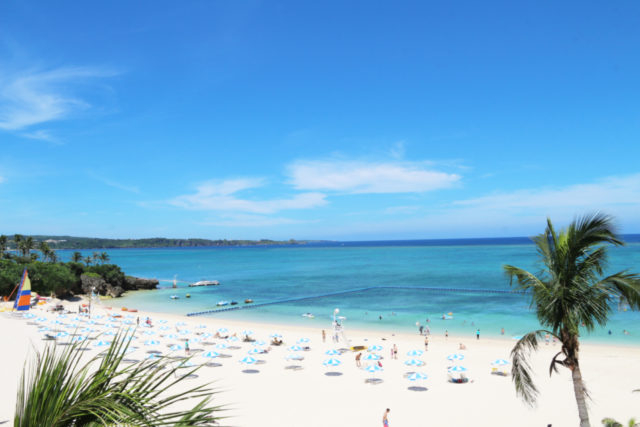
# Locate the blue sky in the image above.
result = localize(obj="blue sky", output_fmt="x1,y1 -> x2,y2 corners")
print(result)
1,1 -> 640,240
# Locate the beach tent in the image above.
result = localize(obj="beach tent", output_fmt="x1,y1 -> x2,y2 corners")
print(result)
13,270 -> 31,311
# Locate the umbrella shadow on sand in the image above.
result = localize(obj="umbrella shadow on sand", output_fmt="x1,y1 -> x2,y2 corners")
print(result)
242,369 -> 260,374
364,378 -> 383,385
408,386 -> 428,392
324,371 -> 342,377
284,365 -> 303,371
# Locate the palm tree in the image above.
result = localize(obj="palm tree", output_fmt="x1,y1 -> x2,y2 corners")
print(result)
38,241 -> 56,263
19,236 -> 35,257
13,234 -> 23,254
83,256 -> 93,266
100,251 -> 110,264
15,331 -> 222,426
71,251 -> 83,263
504,214 -> 640,427
92,251 -> 101,264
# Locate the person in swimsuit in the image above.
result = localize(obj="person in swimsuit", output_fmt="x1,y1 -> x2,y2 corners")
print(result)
382,408 -> 390,426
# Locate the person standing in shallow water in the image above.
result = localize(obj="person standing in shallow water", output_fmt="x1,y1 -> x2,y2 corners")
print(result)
476,329 -> 480,340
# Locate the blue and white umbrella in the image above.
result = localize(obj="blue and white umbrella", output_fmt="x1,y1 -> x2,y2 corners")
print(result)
55,331 -> 69,338
170,344 -> 184,351
286,353 -> 304,360
94,340 -> 111,347
289,345 -> 303,352
227,336 -> 239,342
176,321 -> 187,326
447,353 -> 465,361
297,337 -> 310,344
36,317 -> 48,323
144,340 -> 160,346
93,315 -> 104,319
57,314 -> 67,319
325,349 -> 340,356
23,313 -> 36,319
252,340 -> 266,346
240,356 -> 257,365
407,349 -> 424,357
448,365 -> 467,373
270,333 -> 282,338
404,359 -> 424,367
123,320 -> 134,325
368,345 -> 383,352
125,314 -> 134,318
103,331 -> 116,336
179,329 -> 191,335
323,358 -> 341,367
217,327 -> 229,333
201,332 -> 213,339
188,337 -> 201,344
81,327 -> 96,333
65,323 -> 79,329
51,320 -> 65,325
492,359 -> 509,366
146,353 -> 161,360
364,364 -> 383,374
407,372 -> 428,381
143,330 -> 156,336
363,353 -> 381,361
159,326 -> 170,331
197,324 -> 207,329
216,343 -> 228,350
165,334 -> 178,340
242,330 -> 254,336
104,323 -> 118,329
248,348 -> 264,355
202,351 -> 220,359
38,327 -> 50,333
158,319 -> 168,324
86,320 -> 96,325
70,335 -> 87,343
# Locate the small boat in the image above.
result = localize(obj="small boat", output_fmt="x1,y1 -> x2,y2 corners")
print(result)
185,294 -> 191,298
230,301 -> 238,305
216,300 -> 229,306
170,295 -> 179,300
190,280 -> 220,287
244,299 -> 254,304
302,313 -> 315,319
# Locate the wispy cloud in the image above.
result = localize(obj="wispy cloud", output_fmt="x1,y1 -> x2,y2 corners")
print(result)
198,214 -> 312,227
20,129 -> 61,143
287,159 -> 461,194
0,66 -> 118,131
170,178 -> 327,214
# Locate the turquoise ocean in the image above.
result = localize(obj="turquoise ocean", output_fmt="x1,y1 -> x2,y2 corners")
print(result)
58,237 -> 640,346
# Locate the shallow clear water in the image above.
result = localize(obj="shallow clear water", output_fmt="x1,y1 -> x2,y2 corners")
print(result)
58,237 -> 640,345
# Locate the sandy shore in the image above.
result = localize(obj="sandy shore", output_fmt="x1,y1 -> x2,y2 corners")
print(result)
1,298 -> 639,426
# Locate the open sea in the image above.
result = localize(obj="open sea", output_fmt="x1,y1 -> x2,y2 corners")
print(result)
58,236 -> 640,346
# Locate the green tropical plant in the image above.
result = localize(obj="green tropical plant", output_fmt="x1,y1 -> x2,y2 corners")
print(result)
15,330 -> 223,426
100,251 -> 110,264
602,417 -> 639,427
71,251 -> 83,263
83,256 -> 93,266
20,236 -> 35,258
504,213 -> 640,427
0,234 -> 7,258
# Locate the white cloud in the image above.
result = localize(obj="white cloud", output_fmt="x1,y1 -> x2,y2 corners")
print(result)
0,66 -> 118,131
170,178 -> 327,214
199,214 -> 311,227
287,160 -> 461,194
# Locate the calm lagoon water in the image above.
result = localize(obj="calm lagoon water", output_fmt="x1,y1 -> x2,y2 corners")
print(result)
58,237 -> 640,345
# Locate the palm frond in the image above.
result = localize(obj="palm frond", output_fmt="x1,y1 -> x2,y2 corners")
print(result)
510,330 -> 552,406
15,329 -> 225,426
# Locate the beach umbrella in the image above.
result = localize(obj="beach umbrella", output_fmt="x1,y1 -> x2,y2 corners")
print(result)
188,337 -> 201,344
364,363 -> 383,374
323,358 -> 341,367
512,335 -> 522,340
492,359 -> 509,366
144,340 -> 160,346
407,349 -> 424,357
170,344 -> 184,351
217,327 -> 228,333
242,330 -> 254,336
448,365 -> 467,373
123,320 -> 134,325
94,340 -> 111,347
65,323 -> 80,329
240,356 -> 257,365
363,353 -> 381,361
297,337 -> 310,344
103,331 -> 116,336
71,316 -> 83,321
143,330 -> 156,336
197,324 -> 207,329
202,351 -> 220,359
288,345 -> 303,352
159,326 -> 170,331
165,334 -> 179,340
36,317 -> 48,323
146,353 -> 161,360
270,333 -> 282,338
86,320 -> 96,325
447,353 -> 465,361
286,353 -> 304,360
407,372 -> 428,381
104,323 -> 118,329
368,345 -> 383,352
252,340 -> 266,346
228,336 -> 239,342
158,319 -> 168,324
201,332 -> 213,339
55,331 -> 69,338
38,327 -> 50,333
51,320 -> 64,325
70,336 -> 87,343
125,314 -> 134,318
325,349 -> 340,356
23,313 -> 36,319
404,359 -> 424,367
179,329 -> 191,335
81,327 -> 96,333
57,314 -> 67,319
248,348 -> 264,355
216,343 -> 228,350
176,321 -> 187,326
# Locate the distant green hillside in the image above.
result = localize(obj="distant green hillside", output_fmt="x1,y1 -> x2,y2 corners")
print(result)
4,235 -> 310,250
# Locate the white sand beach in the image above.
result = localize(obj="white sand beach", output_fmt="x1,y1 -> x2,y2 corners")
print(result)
1,299 -> 639,427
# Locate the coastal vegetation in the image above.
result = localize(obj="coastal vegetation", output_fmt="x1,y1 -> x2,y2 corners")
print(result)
0,234 -> 140,298
15,331 -> 221,426
504,214 -> 640,427
5,235 -> 309,249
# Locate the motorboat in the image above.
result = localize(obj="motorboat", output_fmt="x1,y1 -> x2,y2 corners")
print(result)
216,301 -> 229,307
189,280 -> 220,287
230,301 -> 238,305
170,295 -> 179,300
244,299 -> 254,304
185,294 -> 191,298
302,313 -> 315,319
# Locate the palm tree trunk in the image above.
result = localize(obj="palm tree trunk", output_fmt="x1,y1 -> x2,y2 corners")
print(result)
571,363 -> 590,427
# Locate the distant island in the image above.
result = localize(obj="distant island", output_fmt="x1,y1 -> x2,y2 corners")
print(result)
4,235 -> 315,250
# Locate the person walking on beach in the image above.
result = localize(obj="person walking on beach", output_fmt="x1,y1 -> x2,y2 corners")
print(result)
185,341 -> 190,355
476,329 -> 480,340
382,408 -> 390,427
356,352 -> 362,367
322,329 -> 326,343
392,344 -> 398,359
424,335 -> 429,351
445,330 -> 448,339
